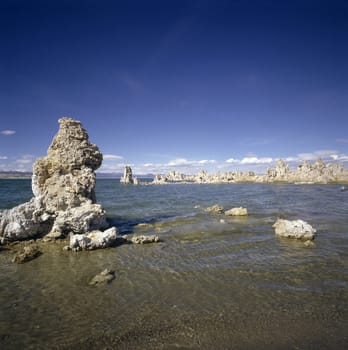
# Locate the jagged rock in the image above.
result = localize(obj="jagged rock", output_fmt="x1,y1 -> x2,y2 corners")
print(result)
204,204 -> 225,214
0,198 -> 52,243
46,202 -> 108,239
12,245 -> 42,263
225,207 -> 248,216
273,219 -> 316,241
0,118 -> 110,244
130,235 -> 160,244
69,227 -> 118,251
89,268 -> 115,285
120,165 -> 138,184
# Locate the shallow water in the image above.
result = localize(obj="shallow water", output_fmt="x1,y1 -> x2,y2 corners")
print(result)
0,179 -> 348,349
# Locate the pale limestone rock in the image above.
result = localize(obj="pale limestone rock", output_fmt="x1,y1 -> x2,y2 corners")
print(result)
273,219 -> 316,241
69,227 -> 118,251
46,202 -> 108,238
0,117 -> 110,243
0,198 -> 52,243
120,166 -> 137,184
225,207 -> 248,216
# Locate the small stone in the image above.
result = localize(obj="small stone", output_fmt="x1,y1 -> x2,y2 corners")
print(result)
12,245 -> 42,264
204,205 -> 225,214
89,269 -> 115,285
304,240 -> 315,247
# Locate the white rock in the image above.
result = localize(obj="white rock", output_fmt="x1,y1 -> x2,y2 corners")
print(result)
273,219 -> 316,241
70,227 -> 118,251
225,207 -> 248,216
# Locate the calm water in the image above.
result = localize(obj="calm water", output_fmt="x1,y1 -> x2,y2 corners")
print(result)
0,179 -> 347,349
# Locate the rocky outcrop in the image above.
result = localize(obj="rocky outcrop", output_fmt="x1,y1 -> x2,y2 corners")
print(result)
273,219 -> 316,241
265,158 -> 346,184
152,159 -> 347,185
0,117 -> 110,244
120,166 -> 138,184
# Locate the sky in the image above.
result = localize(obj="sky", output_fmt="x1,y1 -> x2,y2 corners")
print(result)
1,0 -> 348,175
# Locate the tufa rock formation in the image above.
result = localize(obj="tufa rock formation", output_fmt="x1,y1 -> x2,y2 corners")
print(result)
152,158 -> 347,184
0,117 -> 111,244
120,165 -> 138,184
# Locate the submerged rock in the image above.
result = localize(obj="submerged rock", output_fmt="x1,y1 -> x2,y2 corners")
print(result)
225,207 -> 248,216
89,268 -> 115,285
12,245 -> 42,264
273,219 -> 316,241
130,235 -> 160,244
70,227 -> 118,251
0,117 -> 110,244
204,205 -> 225,214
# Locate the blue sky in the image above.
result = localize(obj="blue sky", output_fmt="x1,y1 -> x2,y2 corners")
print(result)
1,0 -> 347,174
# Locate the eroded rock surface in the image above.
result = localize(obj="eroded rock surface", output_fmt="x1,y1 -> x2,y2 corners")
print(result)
273,219 -> 316,241
0,117 -> 109,244
69,227 -> 118,251
130,235 -> 160,244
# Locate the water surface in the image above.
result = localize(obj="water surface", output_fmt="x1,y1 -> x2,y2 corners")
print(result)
0,179 -> 347,349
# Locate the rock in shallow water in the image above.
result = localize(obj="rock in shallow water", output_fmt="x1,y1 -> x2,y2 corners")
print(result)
225,207 -> 248,216
0,117 -> 110,244
130,235 -> 160,244
204,205 -> 225,214
12,245 -> 42,264
89,268 -> 115,285
273,219 -> 316,241
69,227 -> 118,251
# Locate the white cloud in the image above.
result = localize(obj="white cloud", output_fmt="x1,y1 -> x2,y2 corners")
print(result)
0,156 -> 8,160
225,156 -> 273,165
1,130 -> 16,136
226,158 -> 239,164
240,157 -> 273,164
198,159 -> 216,164
168,158 -> 190,166
103,154 -> 124,161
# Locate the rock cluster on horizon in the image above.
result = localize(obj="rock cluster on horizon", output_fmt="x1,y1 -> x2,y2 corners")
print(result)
152,158 -> 347,184
0,118 -> 110,244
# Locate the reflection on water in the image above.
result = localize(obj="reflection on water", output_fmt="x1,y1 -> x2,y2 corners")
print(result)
0,180 -> 348,349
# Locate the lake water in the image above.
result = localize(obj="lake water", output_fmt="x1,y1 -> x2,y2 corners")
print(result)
0,179 -> 348,349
